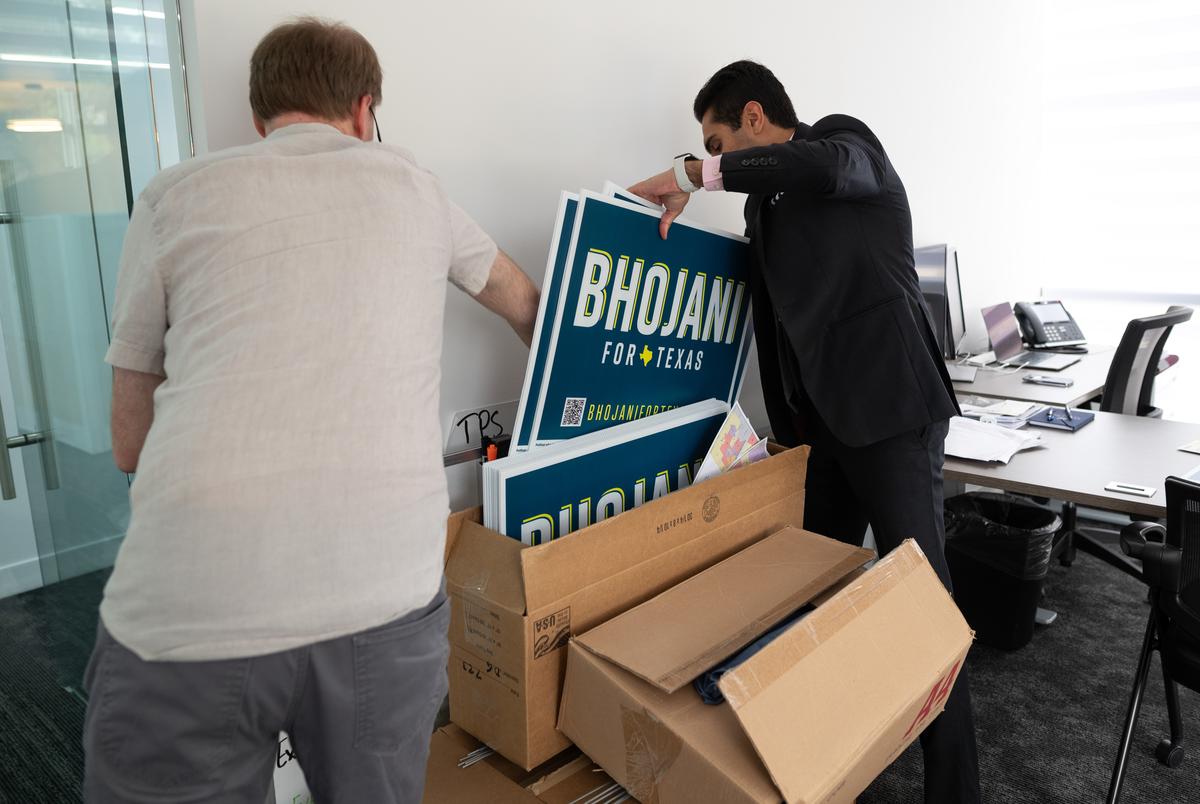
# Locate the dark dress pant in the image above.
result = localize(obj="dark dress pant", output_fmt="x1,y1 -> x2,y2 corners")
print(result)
793,399 -> 982,804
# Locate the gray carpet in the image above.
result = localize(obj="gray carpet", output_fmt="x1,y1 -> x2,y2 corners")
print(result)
862,550 -> 1200,803
0,568 -> 107,804
1,551 -> 1197,803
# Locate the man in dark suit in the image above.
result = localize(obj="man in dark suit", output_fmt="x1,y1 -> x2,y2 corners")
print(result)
629,61 -> 981,803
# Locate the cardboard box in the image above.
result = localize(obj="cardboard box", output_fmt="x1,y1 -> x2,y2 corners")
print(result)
444,445 -> 811,769
423,724 -> 620,804
557,530 -> 973,804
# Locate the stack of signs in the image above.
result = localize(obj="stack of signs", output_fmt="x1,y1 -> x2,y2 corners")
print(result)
510,187 -> 753,450
484,400 -> 728,544
694,402 -> 770,484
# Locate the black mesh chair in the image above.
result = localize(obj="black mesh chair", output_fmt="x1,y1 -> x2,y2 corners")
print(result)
1056,306 -> 1193,576
1101,306 -> 1194,418
1106,475 -> 1200,804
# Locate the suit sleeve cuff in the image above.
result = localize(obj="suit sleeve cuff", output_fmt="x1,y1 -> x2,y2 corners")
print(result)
702,156 -> 724,191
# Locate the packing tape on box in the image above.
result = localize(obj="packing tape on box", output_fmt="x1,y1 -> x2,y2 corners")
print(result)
461,569 -> 491,595
620,705 -> 681,804
719,541 -> 927,709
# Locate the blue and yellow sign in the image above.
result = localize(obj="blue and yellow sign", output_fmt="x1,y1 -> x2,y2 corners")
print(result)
528,192 -> 753,444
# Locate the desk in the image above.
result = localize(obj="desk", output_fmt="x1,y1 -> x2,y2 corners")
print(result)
944,411 -> 1200,519
947,347 -> 1115,408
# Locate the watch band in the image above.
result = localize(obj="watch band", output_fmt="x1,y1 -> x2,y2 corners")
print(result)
673,153 -> 700,193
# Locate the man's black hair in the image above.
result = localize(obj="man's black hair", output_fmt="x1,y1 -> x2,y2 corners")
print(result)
693,60 -> 800,130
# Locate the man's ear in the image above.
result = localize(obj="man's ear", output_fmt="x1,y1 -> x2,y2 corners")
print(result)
253,115 -> 268,138
353,95 -> 374,142
742,101 -> 766,135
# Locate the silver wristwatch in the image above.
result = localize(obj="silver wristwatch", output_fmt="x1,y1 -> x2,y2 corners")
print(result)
673,152 -> 700,193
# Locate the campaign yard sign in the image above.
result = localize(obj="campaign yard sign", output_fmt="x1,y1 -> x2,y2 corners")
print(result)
511,191 -> 579,451
601,179 -> 659,209
488,400 -> 727,544
528,192 -> 753,445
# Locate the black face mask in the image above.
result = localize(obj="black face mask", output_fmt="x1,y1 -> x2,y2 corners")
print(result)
370,107 -> 381,142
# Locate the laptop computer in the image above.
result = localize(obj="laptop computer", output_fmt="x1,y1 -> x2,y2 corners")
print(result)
981,302 -> 1081,371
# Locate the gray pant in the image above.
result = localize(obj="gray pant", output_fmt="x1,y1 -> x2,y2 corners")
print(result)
82,587 -> 449,804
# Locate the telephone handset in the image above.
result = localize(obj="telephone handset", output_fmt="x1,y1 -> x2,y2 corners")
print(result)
1014,300 -> 1087,348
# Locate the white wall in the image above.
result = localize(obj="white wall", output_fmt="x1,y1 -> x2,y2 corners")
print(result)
182,0 -> 1046,507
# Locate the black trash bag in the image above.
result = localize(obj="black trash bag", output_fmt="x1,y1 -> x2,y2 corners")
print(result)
944,492 -> 1060,581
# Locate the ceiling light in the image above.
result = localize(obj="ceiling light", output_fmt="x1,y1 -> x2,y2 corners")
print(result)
0,53 -> 110,67
6,118 -> 64,133
117,60 -> 171,70
112,7 -> 166,19
1,54 -> 168,70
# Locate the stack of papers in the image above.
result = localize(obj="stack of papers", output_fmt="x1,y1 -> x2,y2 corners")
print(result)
945,416 -> 1043,464
484,400 -> 728,544
694,403 -> 769,484
509,185 -> 754,450
958,396 -> 1046,429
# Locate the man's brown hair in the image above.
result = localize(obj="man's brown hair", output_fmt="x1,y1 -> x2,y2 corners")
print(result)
249,17 -> 382,123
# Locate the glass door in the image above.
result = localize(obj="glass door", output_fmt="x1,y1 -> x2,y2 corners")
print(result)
0,0 -> 189,598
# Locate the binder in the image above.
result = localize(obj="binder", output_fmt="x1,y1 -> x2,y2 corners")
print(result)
1025,407 -> 1095,432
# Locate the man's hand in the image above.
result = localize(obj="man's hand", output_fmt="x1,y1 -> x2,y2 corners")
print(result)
628,168 -> 692,240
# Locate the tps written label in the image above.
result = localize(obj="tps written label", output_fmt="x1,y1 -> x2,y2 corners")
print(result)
443,400 -> 519,456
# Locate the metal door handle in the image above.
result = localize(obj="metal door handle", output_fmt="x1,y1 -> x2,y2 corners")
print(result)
0,396 -> 50,501
0,398 -> 14,500
0,160 -> 59,497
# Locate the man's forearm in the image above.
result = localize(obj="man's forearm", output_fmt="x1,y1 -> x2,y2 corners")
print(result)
111,367 -> 165,473
474,249 -> 539,346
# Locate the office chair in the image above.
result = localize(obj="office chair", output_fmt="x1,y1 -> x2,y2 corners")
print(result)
1106,475 -> 1200,804
1055,306 -> 1194,577
1101,305 -> 1194,418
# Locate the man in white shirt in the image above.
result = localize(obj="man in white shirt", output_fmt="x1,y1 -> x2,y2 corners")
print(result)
82,17 -> 539,804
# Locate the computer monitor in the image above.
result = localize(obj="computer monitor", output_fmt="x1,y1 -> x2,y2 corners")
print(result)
914,244 -> 966,359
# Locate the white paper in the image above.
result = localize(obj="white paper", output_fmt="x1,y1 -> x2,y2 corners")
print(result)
959,397 -> 1043,419
274,733 -> 312,804
945,416 -> 1043,464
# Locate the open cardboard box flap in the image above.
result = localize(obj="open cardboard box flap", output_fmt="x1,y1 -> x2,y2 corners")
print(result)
444,512 -> 528,615
575,527 -> 873,693
444,444 -> 821,770
445,443 -> 806,616
717,540 -> 973,804
559,534 -> 973,804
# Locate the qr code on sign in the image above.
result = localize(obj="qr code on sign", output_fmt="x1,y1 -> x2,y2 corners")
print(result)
561,398 -> 586,427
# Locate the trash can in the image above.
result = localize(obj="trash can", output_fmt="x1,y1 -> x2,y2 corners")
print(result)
944,492 -> 1060,650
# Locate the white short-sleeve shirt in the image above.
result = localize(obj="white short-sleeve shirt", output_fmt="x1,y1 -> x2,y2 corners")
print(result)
101,123 -> 496,660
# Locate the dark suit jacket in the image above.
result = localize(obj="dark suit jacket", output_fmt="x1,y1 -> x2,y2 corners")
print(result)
719,114 -> 959,448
